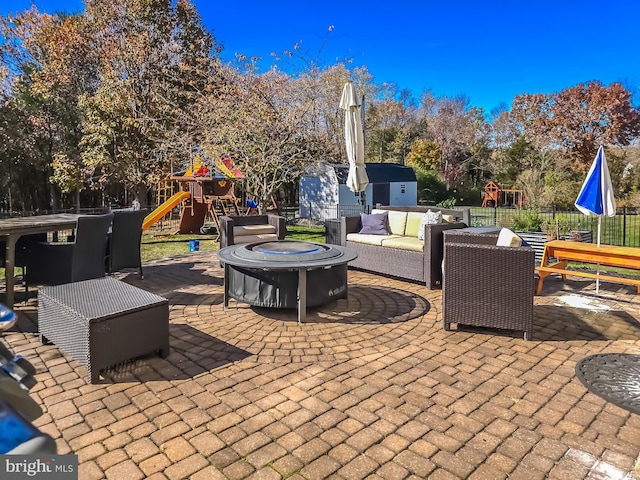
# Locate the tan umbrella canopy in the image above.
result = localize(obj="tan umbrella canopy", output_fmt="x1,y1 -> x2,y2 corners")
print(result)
340,81 -> 369,195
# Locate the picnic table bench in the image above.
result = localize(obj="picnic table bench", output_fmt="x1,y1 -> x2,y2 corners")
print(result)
536,240 -> 640,295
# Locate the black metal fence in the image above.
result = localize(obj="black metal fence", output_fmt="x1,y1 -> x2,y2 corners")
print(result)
470,206 -> 640,248
8,204 -> 638,247
294,204 -> 640,248
298,203 -> 371,223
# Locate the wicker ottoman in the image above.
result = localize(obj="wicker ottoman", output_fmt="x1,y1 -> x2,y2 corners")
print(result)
38,277 -> 170,383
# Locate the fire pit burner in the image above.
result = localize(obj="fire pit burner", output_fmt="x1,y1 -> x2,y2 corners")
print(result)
254,242 -> 324,255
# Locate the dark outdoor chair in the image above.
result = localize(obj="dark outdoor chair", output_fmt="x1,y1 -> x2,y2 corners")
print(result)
1,234 -> 49,293
25,213 -> 114,286
106,209 -> 147,279
442,229 -> 536,340
219,214 -> 287,249
0,234 -> 48,270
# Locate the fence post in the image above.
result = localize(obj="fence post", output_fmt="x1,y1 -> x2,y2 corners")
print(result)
623,206 -> 627,247
493,206 -> 497,226
552,205 -> 556,219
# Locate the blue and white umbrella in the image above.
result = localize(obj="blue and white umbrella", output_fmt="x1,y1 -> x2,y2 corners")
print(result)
575,145 -> 616,292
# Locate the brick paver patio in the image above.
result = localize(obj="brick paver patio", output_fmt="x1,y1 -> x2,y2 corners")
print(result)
4,251 -> 640,479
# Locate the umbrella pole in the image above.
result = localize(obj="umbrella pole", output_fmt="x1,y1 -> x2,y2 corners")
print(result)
596,217 -> 601,294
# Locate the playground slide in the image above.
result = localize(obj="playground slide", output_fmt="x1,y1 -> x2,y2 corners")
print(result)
142,192 -> 191,231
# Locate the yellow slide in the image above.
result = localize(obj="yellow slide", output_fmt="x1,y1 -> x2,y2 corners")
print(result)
142,192 -> 191,231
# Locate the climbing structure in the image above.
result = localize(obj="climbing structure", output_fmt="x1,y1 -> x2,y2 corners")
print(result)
482,181 -> 524,208
171,173 -> 240,234
143,155 -> 247,235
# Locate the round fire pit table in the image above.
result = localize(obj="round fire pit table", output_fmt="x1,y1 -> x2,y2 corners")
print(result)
217,240 -> 358,323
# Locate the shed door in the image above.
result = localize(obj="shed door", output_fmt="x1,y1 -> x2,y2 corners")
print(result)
372,183 -> 390,206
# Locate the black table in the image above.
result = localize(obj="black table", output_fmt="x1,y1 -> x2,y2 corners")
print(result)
217,241 -> 357,323
0,214 -> 81,308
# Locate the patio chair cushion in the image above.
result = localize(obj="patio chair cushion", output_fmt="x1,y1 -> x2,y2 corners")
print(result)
233,224 -> 277,236
404,212 -> 424,237
496,228 -> 523,248
359,212 -> 389,235
232,233 -> 279,244
442,214 -> 454,223
372,209 -> 406,235
418,210 -> 442,240
346,233 -> 401,246
381,236 -> 424,252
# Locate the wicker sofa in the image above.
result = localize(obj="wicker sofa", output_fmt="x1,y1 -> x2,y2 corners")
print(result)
338,206 -> 470,288
442,229 -> 536,340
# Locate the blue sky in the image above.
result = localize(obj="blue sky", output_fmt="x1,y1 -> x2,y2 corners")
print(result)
3,0 -> 639,113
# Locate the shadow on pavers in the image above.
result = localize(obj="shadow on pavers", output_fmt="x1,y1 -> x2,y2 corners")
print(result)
252,284 -> 431,325
533,304 -> 640,341
101,324 -> 250,383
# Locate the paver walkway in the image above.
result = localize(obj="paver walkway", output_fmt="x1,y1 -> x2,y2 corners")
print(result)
4,251 -> 640,480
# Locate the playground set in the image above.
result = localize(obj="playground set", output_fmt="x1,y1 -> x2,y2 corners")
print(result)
142,155 -> 245,235
481,181 -> 524,208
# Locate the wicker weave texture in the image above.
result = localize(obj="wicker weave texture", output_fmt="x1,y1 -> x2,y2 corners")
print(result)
341,214 -> 466,288
442,242 -> 535,340
38,277 -> 169,383
443,230 -> 500,246
346,241 -> 425,282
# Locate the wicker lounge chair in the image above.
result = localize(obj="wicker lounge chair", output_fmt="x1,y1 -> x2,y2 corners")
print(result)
442,229 -> 535,340
106,209 -> 147,278
25,213 -> 114,286
219,214 -> 287,248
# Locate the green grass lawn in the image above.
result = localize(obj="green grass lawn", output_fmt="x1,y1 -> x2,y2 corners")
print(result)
140,224 -> 326,262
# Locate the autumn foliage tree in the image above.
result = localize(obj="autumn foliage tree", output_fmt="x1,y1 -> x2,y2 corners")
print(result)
511,81 -> 640,169
80,0 -> 219,204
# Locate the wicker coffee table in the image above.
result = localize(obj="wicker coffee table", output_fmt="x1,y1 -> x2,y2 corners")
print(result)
38,277 -> 169,383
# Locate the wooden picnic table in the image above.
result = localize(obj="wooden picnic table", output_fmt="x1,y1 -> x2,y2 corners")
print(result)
535,239 -> 640,295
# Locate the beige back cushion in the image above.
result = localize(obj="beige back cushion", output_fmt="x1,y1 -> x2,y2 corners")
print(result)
405,212 -> 424,237
234,224 -> 277,236
372,209 -> 407,236
496,228 -> 523,247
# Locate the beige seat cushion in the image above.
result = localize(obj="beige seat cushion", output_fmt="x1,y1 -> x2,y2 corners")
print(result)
372,209 -> 407,236
347,233 -> 402,246
233,224 -> 277,236
233,233 -> 279,244
380,236 -> 424,252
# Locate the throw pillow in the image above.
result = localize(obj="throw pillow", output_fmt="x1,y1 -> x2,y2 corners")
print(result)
373,209 -> 407,235
418,210 -> 442,240
442,214 -> 454,223
359,212 -> 390,235
496,228 -> 523,247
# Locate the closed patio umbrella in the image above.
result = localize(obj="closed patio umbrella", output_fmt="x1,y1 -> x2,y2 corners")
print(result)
340,81 -> 368,202
575,145 -> 616,293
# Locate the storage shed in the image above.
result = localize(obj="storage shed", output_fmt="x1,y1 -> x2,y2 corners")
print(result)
299,163 -> 417,220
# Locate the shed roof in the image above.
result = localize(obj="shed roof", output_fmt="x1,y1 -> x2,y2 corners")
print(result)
334,163 -> 416,184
